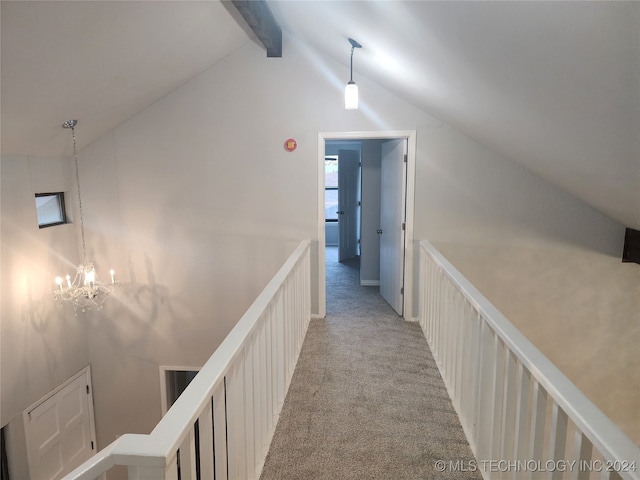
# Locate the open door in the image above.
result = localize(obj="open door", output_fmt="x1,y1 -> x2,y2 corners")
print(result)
380,139 -> 407,316
337,149 -> 360,262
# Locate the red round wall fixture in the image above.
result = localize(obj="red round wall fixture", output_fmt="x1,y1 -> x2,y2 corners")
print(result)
284,138 -> 297,152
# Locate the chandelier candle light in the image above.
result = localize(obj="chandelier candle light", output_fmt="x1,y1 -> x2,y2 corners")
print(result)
53,120 -> 117,311
345,37 -> 362,110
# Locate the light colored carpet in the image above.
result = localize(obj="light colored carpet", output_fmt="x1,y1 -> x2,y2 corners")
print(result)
259,248 -> 480,479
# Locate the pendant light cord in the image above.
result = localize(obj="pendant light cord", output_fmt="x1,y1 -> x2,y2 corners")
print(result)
347,38 -> 361,84
350,45 -> 355,83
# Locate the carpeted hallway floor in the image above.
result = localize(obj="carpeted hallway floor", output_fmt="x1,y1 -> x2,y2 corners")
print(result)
259,247 -> 480,479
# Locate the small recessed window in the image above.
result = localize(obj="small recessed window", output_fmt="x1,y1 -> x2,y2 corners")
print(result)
35,192 -> 67,228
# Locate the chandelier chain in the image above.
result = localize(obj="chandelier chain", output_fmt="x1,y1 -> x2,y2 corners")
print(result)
70,124 -> 87,262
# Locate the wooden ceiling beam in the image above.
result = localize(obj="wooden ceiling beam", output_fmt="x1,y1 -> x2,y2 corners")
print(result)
231,0 -> 282,58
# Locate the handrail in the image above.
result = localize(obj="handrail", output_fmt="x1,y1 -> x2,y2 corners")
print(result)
419,240 -> 640,479
150,239 -> 310,457
63,239 -> 311,480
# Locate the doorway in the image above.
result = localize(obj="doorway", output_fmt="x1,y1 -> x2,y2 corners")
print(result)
317,131 -> 416,320
159,366 -> 199,415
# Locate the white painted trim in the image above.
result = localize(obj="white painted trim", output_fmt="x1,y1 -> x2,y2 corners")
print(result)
318,130 -> 417,320
317,133 -> 327,319
159,365 -> 201,416
403,131 -> 417,321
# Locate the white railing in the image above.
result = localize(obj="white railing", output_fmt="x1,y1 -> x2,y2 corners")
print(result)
419,241 -> 640,480
64,239 -> 311,480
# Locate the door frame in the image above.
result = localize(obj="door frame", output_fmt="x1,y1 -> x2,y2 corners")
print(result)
317,130 -> 416,320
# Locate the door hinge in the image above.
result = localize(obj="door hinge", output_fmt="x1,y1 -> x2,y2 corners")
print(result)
403,154 -> 408,163
402,222 -> 406,231
400,287 -> 404,295
91,441 -> 94,450
358,201 -> 361,206
86,385 -> 90,395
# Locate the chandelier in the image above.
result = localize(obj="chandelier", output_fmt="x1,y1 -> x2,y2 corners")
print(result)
53,120 -> 117,311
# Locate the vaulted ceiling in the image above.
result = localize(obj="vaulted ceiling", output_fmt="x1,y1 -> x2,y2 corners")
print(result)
2,1 -> 638,229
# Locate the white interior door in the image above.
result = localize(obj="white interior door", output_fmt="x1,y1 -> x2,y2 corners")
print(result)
24,367 -> 97,480
338,149 -> 360,262
380,139 -> 406,316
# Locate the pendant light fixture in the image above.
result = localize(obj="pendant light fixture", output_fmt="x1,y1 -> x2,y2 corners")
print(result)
345,37 -> 362,110
53,120 -> 117,312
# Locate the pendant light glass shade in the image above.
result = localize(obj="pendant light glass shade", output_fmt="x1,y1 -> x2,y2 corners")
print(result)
345,81 -> 358,110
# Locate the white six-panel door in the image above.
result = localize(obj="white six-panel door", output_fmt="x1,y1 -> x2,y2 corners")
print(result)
23,366 -> 96,480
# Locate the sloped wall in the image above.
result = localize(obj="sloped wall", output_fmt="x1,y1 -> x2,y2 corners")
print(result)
414,124 -> 639,443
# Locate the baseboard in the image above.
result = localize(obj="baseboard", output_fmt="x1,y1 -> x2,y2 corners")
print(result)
311,314 -> 325,320
360,280 -> 380,286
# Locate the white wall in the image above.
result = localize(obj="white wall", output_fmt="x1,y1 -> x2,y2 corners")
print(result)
2,28 -> 638,477
1,155 -> 90,478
